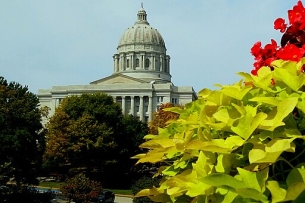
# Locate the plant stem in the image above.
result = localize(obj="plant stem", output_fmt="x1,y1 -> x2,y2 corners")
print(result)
290,149 -> 305,163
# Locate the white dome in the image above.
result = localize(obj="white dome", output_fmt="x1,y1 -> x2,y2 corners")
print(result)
118,9 -> 166,50
113,5 -> 171,83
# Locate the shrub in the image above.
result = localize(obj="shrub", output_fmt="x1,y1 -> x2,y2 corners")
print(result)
60,173 -> 102,203
131,176 -> 160,203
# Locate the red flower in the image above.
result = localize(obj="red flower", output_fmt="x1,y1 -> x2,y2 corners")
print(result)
288,0 -> 305,30
274,18 -> 287,33
251,68 -> 258,76
276,43 -> 305,61
251,41 -> 262,58
262,39 -> 278,58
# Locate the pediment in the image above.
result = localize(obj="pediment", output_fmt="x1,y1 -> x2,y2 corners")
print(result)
90,74 -> 147,85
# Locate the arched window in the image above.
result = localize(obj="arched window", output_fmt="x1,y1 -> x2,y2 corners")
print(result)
136,59 -> 139,67
145,59 -> 150,69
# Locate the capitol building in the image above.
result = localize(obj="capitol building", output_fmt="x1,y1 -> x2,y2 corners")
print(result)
38,6 -> 197,122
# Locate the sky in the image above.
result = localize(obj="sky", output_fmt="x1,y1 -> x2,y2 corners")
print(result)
0,1 -> 296,94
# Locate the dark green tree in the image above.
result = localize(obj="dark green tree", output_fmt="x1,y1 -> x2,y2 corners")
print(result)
44,93 -> 123,175
104,115 -> 149,187
0,76 -> 45,186
44,93 -> 149,187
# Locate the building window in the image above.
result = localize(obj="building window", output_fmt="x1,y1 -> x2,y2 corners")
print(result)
144,106 -> 148,112
145,59 -> 150,69
126,59 -> 129,68
136,59 -> 139,67
136,106 -> 139,112
171,98 -> 174,104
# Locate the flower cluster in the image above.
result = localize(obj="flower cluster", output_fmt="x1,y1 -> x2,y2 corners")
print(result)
251,0 -> 305,75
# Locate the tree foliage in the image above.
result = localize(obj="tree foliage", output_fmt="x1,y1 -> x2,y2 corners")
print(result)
149,103 -> 182,135
60,173 -> 102,203
44,93 -> 122,173
0,76 -> 44,185
44,93 -> 148,187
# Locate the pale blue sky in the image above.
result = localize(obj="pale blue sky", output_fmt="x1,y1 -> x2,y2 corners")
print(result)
0,1 -> 294,94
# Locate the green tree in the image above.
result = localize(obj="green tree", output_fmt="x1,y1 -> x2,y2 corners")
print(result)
0,76 -> 45,186
44,93 -> 123,174
105,115 -> 149,187
60,173 -> 102,203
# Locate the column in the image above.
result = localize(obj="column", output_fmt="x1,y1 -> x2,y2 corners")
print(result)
148,96 -> 153,121
139,96 -> 144,121
140,54 -> 143,69
142,55 -> 145,69
131,54 -> 134,70
122,96 -> 126,115
130,96 -> 134,115
122,54 -> 125,70
120,55 -> 123,71
113,56 -> 116,72
152,55 -> 155,70
160,55 -> 164,71
166,56 -> 170,73
51,98 -> 56,115
116,57 -> 120,72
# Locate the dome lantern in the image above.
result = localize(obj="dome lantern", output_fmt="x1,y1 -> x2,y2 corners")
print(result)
136,3 -> 149,24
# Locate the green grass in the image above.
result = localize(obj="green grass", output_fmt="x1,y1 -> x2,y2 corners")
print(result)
39,181 -> 63,189
106,189 -> 132,195
38,182 -> 133,195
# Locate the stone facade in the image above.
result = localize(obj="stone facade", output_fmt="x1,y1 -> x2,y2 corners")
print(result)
38,5 -> 197,123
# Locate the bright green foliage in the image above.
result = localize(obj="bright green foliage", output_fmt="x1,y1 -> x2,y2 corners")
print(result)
134,60 -> 305,202
0,76 -> 45,186
60,173 -> 102,203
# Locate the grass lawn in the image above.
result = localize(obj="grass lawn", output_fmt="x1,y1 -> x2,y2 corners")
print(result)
39,181 -> 63,189
38,182 -> 132,195
106,189 -> 132,195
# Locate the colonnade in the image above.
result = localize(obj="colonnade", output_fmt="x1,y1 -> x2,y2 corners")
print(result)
114,95 -> 153,122
113,53 -> 170,73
